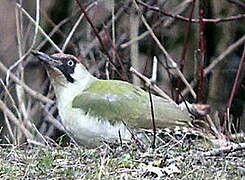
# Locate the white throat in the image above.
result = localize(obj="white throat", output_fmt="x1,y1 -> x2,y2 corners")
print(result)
49,64 -> 94,102
49,64 -> 131,147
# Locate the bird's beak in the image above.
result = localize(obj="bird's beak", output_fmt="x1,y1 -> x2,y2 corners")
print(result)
31,50 -> 62,67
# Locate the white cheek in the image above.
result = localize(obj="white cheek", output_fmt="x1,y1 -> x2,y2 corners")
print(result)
70,64 -> 94,83
70,65 -> 82,81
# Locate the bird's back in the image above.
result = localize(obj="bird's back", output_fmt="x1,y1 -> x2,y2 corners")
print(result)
72,79 -> 192,129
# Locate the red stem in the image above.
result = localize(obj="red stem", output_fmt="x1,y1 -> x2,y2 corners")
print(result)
226,44 -> 245,110
197,8 -> 206,103
137,1 -> 245,23
75,0 -> 126,80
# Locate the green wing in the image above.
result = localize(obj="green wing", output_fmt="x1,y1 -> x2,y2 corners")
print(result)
72,80 -> 191,129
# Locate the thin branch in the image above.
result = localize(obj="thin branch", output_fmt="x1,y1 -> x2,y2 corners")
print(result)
32,123 -> 49,146
203,142 -> 245,156
227,0 -> 245,8
0,61 -> 54,104
148,88 -> 156,149
205,35 -> 245,75
206,114 -> 222,138
181,35 -> 245,97
6,53 -> 30,85
196,4 -> 206,103
0,99 -> 33,140
4,114 -> 16,145
7,0 -> 44,77
15,1 -> 31,141
74,0 -> 124,79
40,104 -> 65,132
62,2 -> 97,51
226,44 -> 245,110
1,74 -> 22,124
120,0 -> 192,49
228,132 -> 245,140
112,0 -> 116,64
0,79 -> 23,144
130,67 -> 174,103
16,3 -> 62,52
180,0 -> 196,72
36,16 -> 70,50
133,0 -> 197,99
31,0 -> 40,50
83,1 -> 129,56
137,0 -> 245,23
27,139 -> 46,147
130,6 -> 140,85
176,0 -> 196,102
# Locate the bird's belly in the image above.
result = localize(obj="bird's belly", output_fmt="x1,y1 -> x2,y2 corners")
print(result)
58,105 -> 132,147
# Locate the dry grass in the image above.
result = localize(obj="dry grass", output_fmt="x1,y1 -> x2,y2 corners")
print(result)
0,135 -> 244,179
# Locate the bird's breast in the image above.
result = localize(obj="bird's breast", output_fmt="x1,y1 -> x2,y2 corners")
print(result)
57,100 -> 132,146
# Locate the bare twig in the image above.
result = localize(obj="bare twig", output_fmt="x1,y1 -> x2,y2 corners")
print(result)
0,80 -> 22,122
6,52 -> 30,85
148,88 -> 156,149
120,0 -> 192,49
112,0 -> 116,65
228,132 -> 245,140
176,91 -> 193,116
32,123 -> 49,146
0,99 -> 33,140
0,61 -> 54,104
133,0 -> 197,99
74,0 -> 124,79
203,142 -> 245,156
27,139 -> 46,147
0,79 -> 22,144
62,2 -> 97,51
227,0 -> 245,8
225,44 -> 245,131
206,115 -> 222,138
226,44 -> 245,110
130,67 -> 174,103
83,1 -> 129,56
16,3 -> 62,52
196,4 -> 205,103
181,35 -> 245,97
176,0 -> 196,102
137,0 -> 245,23
37,13 -> 74,50
180,0 -> 196,72
15,1 -> 34,142
4,114 -> 16,145
130,6 -> 140,85
40,104 -> 65,132
8,1 -> 68,81
205,35 -> 245,75
31,0 -> 40,50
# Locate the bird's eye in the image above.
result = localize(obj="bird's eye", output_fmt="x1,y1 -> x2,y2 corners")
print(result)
67,60 -> 74,66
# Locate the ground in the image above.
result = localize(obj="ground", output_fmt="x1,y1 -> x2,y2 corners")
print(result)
0,135 -> 244,179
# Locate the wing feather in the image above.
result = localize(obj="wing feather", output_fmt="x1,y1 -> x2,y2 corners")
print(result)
72,80 -> 191,129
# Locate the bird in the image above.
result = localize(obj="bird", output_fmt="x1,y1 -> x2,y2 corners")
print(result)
32,51 -> 192,147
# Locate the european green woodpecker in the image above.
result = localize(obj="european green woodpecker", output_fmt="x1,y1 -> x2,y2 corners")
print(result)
32,51 -> 192,147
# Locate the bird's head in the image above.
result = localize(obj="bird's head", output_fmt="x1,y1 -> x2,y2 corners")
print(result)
32,51 -> 94,91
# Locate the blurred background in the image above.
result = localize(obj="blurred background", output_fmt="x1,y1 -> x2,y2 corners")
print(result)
0,0 -> 244,145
